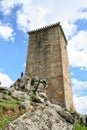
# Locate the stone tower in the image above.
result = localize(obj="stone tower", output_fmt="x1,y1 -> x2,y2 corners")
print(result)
26,22 -> 74,110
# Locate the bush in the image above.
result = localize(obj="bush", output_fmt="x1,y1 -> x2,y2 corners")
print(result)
74,125 -> 87,130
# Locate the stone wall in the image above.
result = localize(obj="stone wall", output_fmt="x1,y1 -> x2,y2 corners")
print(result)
58,26 -> 74,110
26,23 -> 74,110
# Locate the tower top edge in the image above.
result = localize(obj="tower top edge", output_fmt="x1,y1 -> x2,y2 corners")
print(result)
27,22 -> 67,44
28,22 -> 60,34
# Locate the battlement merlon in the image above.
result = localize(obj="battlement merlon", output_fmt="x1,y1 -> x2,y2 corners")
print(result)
27,22 -> 67,45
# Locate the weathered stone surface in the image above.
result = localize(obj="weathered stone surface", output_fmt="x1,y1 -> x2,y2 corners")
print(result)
2,75 -> 87,129
0,87 -> 12,100
1,75 -> 76,130
11,90 -> 30,100
3,103 -> 73,130
10,75 -> 31,93
25,23 -> 74,110
10,76 -> 49,104
19,100 -> 32,110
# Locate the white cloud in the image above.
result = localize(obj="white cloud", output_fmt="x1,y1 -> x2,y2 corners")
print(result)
0,0 -> 87,36
80,67 -> 87,71
15,0 -> 81,34
61,21 -> 77,38
70,72 -> 74,76
72,78 -> 87,96
0,72 -> 13,87
22,63 -> 26,68
0,0 -> 50,32
68,31 -> 87,68
72,78 -> 87,114
16,3 -> 50,32
74,95 -> 87,115
0,0 -> 24,15
0,21 -> 15,41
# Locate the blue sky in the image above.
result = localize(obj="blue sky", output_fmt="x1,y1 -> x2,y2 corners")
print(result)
0,0 -> 87,115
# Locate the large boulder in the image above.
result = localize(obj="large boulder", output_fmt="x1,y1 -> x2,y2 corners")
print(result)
10,76 -> 50,104
10,76 -> 31,93
3,103 -> 73,130
1,75 -> 76,130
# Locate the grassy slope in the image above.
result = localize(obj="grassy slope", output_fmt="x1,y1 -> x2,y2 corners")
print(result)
0,90 -> 87,130
0,91 -> 25,130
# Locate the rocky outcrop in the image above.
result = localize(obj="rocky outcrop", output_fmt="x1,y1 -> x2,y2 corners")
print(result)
4,103 -> 73,130
2,75 -> 75,130
10,76 -> 49,104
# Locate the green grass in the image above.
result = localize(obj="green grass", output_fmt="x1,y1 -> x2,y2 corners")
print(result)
0,99 -> 18,106
0,116 -> 15,130
29,93 -> 36,102
0,94 -> 25,129
74,125 -> 87,130
0,99 -> 18,129
0,100 -> 19,109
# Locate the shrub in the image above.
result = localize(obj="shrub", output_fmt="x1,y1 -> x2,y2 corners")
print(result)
74,125 -> 87,130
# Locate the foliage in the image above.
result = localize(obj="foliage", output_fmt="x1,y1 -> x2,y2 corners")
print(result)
0,100 -> 19,109
29,93 -> 36,102
0,116 -> 15,130
0,93 -> 25,129
74,125 -> 87,130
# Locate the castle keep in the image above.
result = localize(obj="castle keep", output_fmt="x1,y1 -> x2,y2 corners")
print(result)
26,22 -> 74,110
